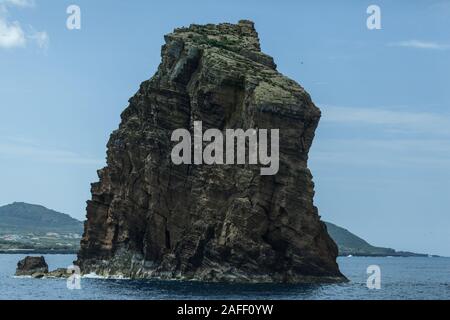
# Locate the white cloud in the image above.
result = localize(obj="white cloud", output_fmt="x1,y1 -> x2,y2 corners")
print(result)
28,28 -> 48,50
320,105 -> 450,136
0,0 -> 47,50
0,18 -> 25,48
388,40 -> 450,50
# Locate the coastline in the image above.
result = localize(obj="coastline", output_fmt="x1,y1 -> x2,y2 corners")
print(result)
0,250 -> 441,258
0,249 -> 78,255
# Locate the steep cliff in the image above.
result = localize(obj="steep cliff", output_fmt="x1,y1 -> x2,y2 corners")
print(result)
76,20 -> 345,283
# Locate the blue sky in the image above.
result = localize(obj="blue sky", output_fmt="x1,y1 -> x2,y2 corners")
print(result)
0,0 -> 449,256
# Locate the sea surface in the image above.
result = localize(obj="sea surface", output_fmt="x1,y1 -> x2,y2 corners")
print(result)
0,254 -> 448,300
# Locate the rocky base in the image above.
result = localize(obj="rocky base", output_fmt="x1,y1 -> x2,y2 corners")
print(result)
79,249 -> 346,283
15,256 -> 48,277
15,256 -> 70,278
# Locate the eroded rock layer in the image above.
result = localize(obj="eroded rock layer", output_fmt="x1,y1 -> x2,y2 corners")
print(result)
76,20 -> 345,283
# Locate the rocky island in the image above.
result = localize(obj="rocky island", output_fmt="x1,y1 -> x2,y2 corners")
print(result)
15,256 -> 70,278
76,20 -> 346,283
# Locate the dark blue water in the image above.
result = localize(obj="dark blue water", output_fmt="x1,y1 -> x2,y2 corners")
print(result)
0,254 -> 448,300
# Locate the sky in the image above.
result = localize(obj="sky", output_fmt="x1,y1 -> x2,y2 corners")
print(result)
0,0 -> 449,256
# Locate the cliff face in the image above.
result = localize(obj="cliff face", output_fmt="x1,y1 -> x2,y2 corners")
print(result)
76,21 -> 345,283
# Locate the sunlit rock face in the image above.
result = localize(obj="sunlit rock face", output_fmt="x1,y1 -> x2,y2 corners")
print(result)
76,20 -> 345,283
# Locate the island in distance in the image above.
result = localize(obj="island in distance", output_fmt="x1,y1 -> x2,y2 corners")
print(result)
0,202 -> 430,257
0,202 -> 82,254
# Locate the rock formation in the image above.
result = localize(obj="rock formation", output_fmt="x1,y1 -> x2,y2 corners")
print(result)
15,256 -> 71,278
16,256 -> 48,277
76,20 -> 345,283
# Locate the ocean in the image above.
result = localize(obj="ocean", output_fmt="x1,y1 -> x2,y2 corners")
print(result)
0,254 -> 448,300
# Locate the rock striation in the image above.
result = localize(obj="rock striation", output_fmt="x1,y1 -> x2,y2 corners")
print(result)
76,20 -> 346,283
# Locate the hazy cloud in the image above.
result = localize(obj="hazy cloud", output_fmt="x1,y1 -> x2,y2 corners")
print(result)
0,136 -> 104,166
311,105 -> 450,170
28,28 -> 48,50
320,105 -> 450,136
311,138 -> 450,169
1,0 -> 35,8
388,40 -> 450,50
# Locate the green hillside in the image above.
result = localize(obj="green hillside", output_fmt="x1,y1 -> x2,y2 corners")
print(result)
325,222 -> 395,256
0,202 -> 83,252
325,222 -> 426,257
0,202 -> 83,234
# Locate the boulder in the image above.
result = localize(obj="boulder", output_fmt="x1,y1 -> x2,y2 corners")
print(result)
47,268 -> 70,278
16,256 -> 48,276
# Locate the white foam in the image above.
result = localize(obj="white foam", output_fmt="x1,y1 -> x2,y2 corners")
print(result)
82,272 -> 130,280
82,272 -> 105,279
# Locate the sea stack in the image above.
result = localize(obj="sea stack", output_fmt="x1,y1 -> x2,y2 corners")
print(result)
16,256 -> 48,277
76,20 -> 345,283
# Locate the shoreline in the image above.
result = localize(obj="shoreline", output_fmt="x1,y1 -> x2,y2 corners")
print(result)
0,249 -> 78,255
0,250 -> 443,258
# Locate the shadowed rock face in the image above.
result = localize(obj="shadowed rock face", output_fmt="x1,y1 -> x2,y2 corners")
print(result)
76,20 -> 345,283
16,256 -> 48,276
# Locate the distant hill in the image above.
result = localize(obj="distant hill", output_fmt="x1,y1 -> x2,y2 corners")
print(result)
0,202 -> 83,253
325,222 -> 427,257
0,202 -> 83,234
